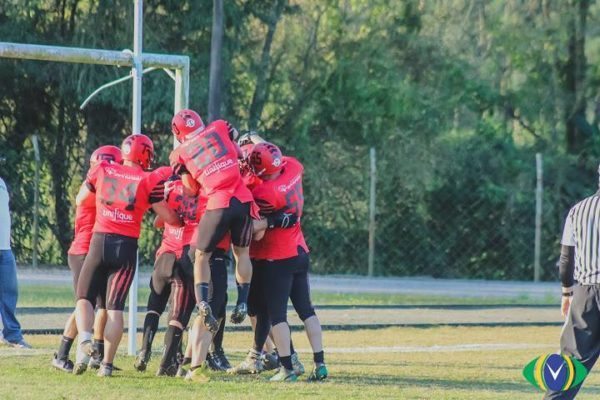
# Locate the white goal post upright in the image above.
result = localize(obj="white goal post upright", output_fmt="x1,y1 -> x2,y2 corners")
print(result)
129,0 -> 143,359
0,0 -> 190,356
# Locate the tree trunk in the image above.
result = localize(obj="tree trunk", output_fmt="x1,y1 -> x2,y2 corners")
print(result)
49,98 -> 74,263
208,0 -> 224,123
564,0 -> 590,154
248,0 -> 287,130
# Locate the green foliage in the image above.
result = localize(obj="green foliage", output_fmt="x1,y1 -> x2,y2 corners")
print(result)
2,1 -> 600,279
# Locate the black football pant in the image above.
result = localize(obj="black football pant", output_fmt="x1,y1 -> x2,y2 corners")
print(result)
545,284 -> 600,399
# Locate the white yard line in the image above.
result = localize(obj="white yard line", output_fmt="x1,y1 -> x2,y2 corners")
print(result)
233,343 -> 556,354
0,342 -> 556,358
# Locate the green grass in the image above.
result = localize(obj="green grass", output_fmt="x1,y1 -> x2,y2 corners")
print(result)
1,326 -> 599,399
16,284 -> 559,307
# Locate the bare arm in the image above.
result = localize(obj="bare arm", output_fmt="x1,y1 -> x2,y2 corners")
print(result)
181,174 -> 200,196
75,184 -> 93,206
154,215 -> 165,229
151,201 -> 182,226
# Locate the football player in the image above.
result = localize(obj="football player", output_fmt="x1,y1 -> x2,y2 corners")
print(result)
246,140 -> 327,382
131,167 -> 194,376
72,134 -> 182,377
51,145 -> 121,373
229,137 -> 301,376
169,109 -> 256,339
135,173 -> 232,376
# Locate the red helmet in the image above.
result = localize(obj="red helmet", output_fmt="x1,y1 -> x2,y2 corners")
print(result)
121,134 -> 154,170
90,145 -> 122,166
171,109 -> 205,143
249,142 -> 284,176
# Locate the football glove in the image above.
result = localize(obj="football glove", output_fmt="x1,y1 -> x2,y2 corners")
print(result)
267,212 -> 299,229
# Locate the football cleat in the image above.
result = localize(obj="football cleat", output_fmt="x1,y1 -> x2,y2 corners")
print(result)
307,364 -> 328,382
176,365 -> 188,378
134,349 -> 151,372
261,351 -> 279,371
97,363 -> 113,377
207,347 -> 231,371
198,301 -> 220,333
73,363 -> 87,375
184,363 -> 211,383
227,349 -> 263,375
88,354 -> 102,370
230,302 -> 248,324
51,354 -> 74,373
291,352 -> 305,376
269,367 -> 297,382
156,364 -> 179,377
73,340 -> 97,375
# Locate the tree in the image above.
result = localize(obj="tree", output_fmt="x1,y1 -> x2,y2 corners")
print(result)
208,0 -> 224,122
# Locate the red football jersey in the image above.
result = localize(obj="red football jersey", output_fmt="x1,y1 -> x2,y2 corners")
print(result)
242,169 -> 263,190
67,192 -> 96,255
157,183 -> 200,259
169,119 -> 254,210
250,157 -> 308,260
86,162 -> 165,239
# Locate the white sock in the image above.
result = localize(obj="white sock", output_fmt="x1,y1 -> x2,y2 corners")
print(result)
75,331 -> 93,364
78,331 -> 92,345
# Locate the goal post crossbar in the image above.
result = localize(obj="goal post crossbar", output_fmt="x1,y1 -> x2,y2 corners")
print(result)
0,42 -> 189,70
0,39 -> 189,355
0,41 -> 190,113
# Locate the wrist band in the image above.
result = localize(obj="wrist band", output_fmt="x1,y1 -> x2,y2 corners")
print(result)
562,292 -> 573,297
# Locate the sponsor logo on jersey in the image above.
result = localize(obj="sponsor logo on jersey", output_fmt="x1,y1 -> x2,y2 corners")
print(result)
523,353 -> 588,392
277,174 -> 301,192
204,158 -> 235,176
105,167 -> 143,181
102,208 -> 134,222
167,226 -> 184,240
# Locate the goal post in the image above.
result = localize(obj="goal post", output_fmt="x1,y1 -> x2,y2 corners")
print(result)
0,42 -> 190,119
0,38 -> 189,355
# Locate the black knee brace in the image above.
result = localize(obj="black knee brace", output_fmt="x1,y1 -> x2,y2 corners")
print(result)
147,277 -> 170,315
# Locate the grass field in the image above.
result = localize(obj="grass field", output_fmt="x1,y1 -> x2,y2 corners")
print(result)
16,284 -> 559,307
5,284 -> 591,399
2,326 -> 600,399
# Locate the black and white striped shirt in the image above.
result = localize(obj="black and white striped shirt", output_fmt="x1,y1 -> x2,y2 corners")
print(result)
562,193 -> 600,284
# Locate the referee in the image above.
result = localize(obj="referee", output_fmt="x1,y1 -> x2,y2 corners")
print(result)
546,167 -> 600,399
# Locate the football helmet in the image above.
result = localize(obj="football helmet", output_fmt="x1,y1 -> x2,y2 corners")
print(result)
171,109 -> 205,143
249,142 -> 284,176
90,145 -> 122,166
121,134 -> 154,170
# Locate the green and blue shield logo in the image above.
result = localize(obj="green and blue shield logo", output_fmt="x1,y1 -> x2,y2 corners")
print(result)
523,353 -> 588,392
